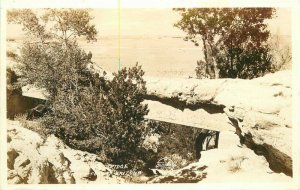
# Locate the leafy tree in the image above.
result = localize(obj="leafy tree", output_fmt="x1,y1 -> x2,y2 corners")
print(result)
8,9 -> 97,45
216,44 -> 272,79
8,9 -> 97,99
8,9 -> 149,169
42,64 -> 149,169
97,65 -> 149,168
174,8 -> 276,79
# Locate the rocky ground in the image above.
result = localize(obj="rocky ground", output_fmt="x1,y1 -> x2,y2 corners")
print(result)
7,119 -> 292,184
7,120 -> 124,184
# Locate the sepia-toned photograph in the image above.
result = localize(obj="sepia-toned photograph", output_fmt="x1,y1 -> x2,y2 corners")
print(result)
3,3 -> 298,188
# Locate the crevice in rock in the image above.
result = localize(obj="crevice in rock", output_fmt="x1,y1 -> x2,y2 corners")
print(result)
144,95 -> 292,177
243,133 -> 292,177
144,95 -> 225,114
38,160 -> 60,184
7,149 -> 19,170
227,116 -> 292,177
227,116 -> 244,144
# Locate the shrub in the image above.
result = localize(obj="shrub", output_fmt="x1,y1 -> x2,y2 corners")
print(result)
216,46 -> 273,79
14,113 -> 28,126
145,120 -> 198,169
15,42 -> 93,100
99,65 -> 149,168
228,156 -> 248,173
14,114 -> 50,139
142,133 -> 160,153
195,45 -> 274,79
42,63 -> 149,170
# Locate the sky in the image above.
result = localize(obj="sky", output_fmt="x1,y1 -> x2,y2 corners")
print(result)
7,8 -> 291,39
90,9 -> 186,37
92,8 -> 291,36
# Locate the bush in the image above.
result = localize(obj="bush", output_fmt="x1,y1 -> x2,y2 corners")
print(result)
16,42 -> 93,100
42,61 -> 149,169
228,156 -> 248,173
15,114 -> 50,139
104,65 -> 149,167
216,46 -> 273,79
145,120 -> 197,169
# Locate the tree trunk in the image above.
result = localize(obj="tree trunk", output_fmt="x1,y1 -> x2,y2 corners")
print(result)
207,41 -> 219,79
202,38 -> 219,79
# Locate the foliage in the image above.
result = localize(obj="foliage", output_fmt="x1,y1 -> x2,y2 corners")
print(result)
7,68 -> 22,98
146,120 -> 198,169
174,8 -> 276,79
7,9 -> 97,44
104,65 -> 149,167
42,64 -> 149,169
16,42 -> 93,100
8,9 -> 149,170
195,60 -> 211,79
7,68 -> 19,88
228,156 -> 248,173
15,114 -> 50,139
216,46 -> 273,79
8,9 -> 97,98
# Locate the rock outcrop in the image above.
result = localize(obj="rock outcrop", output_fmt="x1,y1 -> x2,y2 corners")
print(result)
145,70 -> 292,176
7,70 -> 293,183
7,120 -> 124,184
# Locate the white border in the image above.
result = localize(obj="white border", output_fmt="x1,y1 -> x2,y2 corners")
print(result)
1,0 -> 300,190
292,1 -> 300,189
2,0 -> 297,8
0,4 -> 8,190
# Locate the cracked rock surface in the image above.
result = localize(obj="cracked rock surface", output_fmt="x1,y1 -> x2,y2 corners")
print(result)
145,70 -> 292,176
7,120 -> 124,184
